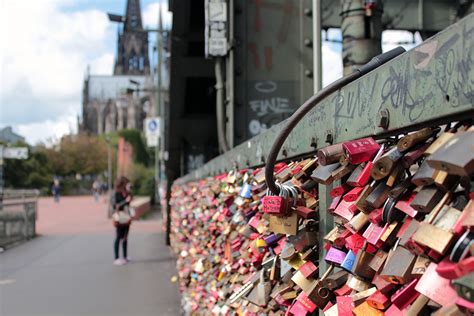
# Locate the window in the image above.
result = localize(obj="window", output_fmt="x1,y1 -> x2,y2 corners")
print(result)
128,51 -> 138,70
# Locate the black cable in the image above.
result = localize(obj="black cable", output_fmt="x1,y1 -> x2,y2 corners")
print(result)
265,47 -> 406,195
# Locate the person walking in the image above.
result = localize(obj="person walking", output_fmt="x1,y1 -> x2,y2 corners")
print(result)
112,176 -> 133,265
92,179 -> 100,202
52,179 -> 61,203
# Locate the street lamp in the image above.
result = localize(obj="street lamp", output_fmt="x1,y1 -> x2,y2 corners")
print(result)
105,136 -> 113,218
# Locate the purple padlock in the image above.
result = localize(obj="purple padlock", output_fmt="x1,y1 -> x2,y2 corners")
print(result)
325,247 -> 347,265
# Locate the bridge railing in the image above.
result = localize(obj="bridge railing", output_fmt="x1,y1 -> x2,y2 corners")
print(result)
0,190 -> 39,248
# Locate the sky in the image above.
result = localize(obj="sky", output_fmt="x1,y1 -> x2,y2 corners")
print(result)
0,0 -> 420,145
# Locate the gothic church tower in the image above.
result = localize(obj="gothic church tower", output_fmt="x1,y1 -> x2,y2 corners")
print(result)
114,0 -> 150,75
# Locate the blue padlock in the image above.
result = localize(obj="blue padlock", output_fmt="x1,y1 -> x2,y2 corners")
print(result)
341,250 -> 356,272
240,183 -> 252,199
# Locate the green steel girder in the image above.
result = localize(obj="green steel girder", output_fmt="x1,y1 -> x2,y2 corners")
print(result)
176,13 -> 474,184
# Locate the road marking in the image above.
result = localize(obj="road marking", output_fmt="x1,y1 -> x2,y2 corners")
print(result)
0,279 -> 16,285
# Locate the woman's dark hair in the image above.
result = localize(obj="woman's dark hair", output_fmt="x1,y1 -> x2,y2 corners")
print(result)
115,176 -> 130,192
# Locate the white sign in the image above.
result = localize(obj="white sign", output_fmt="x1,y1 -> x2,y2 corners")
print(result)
205,0 -> 228,57
144,117 -> 160,147
2,147 -> 28,160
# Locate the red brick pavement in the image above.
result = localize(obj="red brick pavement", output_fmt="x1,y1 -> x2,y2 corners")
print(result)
37,195 -> 162,235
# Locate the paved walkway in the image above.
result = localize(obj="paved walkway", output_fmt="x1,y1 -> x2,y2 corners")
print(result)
0,196 -> 181,316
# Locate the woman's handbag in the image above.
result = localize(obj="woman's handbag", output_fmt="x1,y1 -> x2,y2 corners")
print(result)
113,210 -> 131,224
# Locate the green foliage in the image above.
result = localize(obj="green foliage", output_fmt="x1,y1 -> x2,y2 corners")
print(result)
4,135 -> 108,193
5,132 -> 154,198
130,163 -> 155,200
4,145 -> 52,190
118,129 -> 149,166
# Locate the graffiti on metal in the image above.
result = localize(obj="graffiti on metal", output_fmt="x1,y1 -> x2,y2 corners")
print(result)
176,13 -> 474,184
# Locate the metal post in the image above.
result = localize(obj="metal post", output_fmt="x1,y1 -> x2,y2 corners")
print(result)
106,137 -> 113,218
155,5 -> 163,205
340,0 -> 383,75
313,0 -> 322,92
226,0 -> 235,148
0,145 -> 3,210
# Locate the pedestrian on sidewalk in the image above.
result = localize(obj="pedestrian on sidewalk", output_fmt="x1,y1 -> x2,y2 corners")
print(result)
92,179 -> 101,202
112,176 -> 133,265
51,179 -> 61,203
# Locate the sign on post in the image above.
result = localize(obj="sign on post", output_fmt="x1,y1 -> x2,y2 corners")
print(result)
205,0 -> 228,57
144,117 -> 161,147
3,147 -> 28,160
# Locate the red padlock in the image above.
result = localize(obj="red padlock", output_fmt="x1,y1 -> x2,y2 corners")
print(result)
343,137 -> 381,165
262,195 -> 289,215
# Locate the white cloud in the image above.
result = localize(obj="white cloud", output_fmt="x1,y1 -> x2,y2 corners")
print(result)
0,0 -> 115,143
383,30 -> 422,52
16,113 -> 78,146
322,42 -> 343,87
143,1 -> 172,30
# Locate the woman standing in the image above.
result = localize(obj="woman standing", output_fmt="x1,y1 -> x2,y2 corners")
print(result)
112,176 -> 133,265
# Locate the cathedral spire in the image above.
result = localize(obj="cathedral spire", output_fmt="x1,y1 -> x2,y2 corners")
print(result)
113,0 -> 150,75
125,0 -> 143,31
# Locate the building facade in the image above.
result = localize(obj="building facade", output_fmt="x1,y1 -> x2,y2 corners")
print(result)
81,0 -> 154,135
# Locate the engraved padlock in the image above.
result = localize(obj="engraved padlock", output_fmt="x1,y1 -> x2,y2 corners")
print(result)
262,184 -> 289,216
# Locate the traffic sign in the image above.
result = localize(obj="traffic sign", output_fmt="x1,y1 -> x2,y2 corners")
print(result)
1,147 -> 28,160
144,117 -> 161,147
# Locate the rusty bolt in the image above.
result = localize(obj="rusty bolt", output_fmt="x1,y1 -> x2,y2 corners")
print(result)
378,109 -> 390,129
325,132 -> 333,144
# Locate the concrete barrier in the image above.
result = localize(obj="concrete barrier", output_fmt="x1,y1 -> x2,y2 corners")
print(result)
130,196 -> 151,219
0,197 -> 38,249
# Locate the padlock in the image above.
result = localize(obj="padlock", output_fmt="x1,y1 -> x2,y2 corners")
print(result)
367,290 -> 391,310
343,137 -> 381,164
366,181 -> 391,209
355,182 -> 377,213
415,262 -> 459,307
379,243 -> 416,284
433,169 -> 460,191
311,163 -> 339,185
262,185 -> 290,216
352,241 -> 377,280
351,301 -> 384,316
371,147 -> 404,180
426,131 -> 474,176
397,127 -> 439,152
305,265 -> 336,310
325,247 -> 347,266
352,287 -> 377,307
345,211 -> 369,233
331,163 -> 356,181
401,142 -> 430,168
295,206 -> 317,219
424,131 -> 455,156
452,273 -> 473,302
411,161 -> 436,186
343,187 -> 364,202
346,274 -> 371,292
317,143 -> 344,166
390,278 -> 420,310
410,185 -> 445,213
347,163 -> 373,187
321,269 -> 349,290
340,250 -> 356,271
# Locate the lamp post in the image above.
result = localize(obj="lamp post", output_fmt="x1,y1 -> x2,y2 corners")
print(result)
105,136 -> 113,218
109,6 -> 168,207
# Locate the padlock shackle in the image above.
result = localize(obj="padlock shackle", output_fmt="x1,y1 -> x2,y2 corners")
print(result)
265,47 -> 406,195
